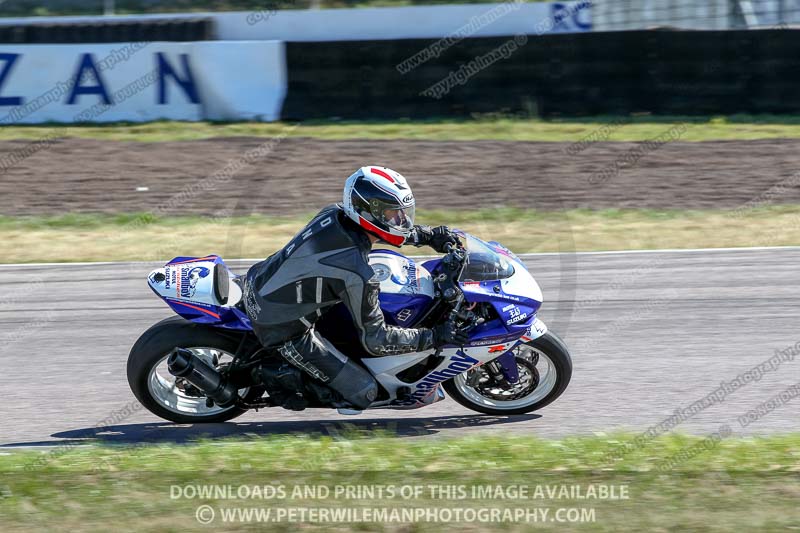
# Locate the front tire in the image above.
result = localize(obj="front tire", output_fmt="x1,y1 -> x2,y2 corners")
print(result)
443,331 -> 572,415
127,316 -> 259,423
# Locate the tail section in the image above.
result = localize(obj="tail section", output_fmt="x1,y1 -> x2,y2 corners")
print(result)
147,255 -> 251,331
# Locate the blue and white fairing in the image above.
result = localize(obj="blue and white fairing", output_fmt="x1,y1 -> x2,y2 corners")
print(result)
451,235 -> 543,345
371,236 -> 543,345
147,255 -> 251,330
369,249 -> 435,327
361,233 -> 548,408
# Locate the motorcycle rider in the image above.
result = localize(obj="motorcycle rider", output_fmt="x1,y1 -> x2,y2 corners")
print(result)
242,166 -> 468,411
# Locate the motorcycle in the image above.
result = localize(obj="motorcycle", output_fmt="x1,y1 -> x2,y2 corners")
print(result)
127,232 -> 572,423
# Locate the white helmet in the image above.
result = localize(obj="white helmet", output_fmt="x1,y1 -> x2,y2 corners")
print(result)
343,166 -> 415,247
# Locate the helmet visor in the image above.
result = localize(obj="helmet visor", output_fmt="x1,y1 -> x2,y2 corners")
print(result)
371,200 -> 415,233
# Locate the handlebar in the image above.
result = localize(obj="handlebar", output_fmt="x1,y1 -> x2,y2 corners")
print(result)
443,237 -> 465,254
433,237 -> 483,346
435,239 -> 468,307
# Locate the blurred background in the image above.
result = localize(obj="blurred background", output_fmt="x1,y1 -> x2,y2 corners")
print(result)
1,2 -> 799,530
1,0 -> 800,27
2,0 -> 800,118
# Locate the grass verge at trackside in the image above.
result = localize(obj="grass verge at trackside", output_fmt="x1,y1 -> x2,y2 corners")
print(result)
5,115 -> 800,142
2,206 -> 799,263
0,434 -> 798,531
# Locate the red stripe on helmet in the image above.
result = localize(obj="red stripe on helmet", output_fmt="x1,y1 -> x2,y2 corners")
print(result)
359,216 -> 405,246
370,167 -> 395,183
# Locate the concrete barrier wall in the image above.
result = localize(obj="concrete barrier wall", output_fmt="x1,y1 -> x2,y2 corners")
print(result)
0,41 -> 286,123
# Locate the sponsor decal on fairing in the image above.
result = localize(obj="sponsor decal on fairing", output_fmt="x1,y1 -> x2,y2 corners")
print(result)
177,266 -> 210,299
400,350 -> 480,405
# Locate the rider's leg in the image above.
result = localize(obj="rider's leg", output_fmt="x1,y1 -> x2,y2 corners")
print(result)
277,329 -> 379,410
244,278 -> 378,410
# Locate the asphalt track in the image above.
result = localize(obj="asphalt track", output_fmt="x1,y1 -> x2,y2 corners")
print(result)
1,247 -> 798,448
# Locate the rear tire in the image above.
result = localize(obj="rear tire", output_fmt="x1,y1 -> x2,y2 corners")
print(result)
443,331 -> 572,415
127,316 -> 258,423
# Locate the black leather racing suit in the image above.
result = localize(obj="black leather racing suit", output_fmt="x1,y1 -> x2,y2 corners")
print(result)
242,203 -> 435,409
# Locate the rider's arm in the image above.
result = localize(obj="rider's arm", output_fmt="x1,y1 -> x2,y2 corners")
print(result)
330,248 -> 434,356
341,276 -> 434,356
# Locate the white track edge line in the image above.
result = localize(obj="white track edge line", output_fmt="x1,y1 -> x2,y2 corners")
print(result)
1,245 -> 799,268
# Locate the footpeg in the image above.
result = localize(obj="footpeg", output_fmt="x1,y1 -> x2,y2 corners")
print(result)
282,394 -> 308,411
256,363 -> 309,411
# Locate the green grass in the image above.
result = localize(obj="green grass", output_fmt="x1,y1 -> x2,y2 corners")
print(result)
6,114 -> 800,143
3,206 -> 800,263
1,433 -> 798,531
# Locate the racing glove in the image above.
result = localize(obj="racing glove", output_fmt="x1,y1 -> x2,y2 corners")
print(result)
411,225 -> 460,253
432,319 -> 470,348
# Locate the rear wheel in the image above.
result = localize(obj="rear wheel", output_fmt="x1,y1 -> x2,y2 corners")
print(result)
443,331 -> 572,415
127,316 -> 261,423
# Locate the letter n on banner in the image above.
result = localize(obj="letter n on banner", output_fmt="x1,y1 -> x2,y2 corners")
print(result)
156,52 -> 199,105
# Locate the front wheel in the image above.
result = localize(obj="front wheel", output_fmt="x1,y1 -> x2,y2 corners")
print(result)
443,331 -> 572,415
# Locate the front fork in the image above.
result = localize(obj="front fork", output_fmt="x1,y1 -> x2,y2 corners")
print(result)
494,352 -> 520,384
485,317 -> 548,385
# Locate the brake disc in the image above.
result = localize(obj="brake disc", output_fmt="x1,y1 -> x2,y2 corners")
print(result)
475,358 -> 540,401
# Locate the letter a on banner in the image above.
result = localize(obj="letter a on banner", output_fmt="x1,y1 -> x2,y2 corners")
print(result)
67,53 -> 112,105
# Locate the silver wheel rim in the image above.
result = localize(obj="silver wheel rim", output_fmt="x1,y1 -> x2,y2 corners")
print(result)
453,344 -> 558,410
146,347 -> 249,417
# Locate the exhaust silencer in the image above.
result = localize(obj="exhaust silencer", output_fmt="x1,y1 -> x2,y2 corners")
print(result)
167,348 -> 238,407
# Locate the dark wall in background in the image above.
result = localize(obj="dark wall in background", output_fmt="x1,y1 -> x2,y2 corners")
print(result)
0,0 -> 498,17
282,29 -> 800,119
0,18 -> 213,43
